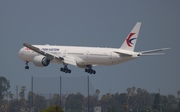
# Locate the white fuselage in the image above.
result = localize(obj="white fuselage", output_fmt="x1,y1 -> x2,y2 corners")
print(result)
18,45 -> 139,67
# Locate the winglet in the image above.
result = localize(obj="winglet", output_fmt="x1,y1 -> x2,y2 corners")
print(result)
120,22 -> 141,51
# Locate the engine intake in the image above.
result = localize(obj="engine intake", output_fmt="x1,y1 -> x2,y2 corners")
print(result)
33,55 -> 50,67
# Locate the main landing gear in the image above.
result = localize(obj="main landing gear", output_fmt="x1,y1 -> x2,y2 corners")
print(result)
85,65 -> 96,74
25,61 -> 29,69
60,65 -> 71,73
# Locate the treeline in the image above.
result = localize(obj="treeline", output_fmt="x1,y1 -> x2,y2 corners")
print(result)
0,76 -> 180,112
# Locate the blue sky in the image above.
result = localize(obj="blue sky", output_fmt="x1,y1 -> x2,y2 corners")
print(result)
0,0 -> 179,97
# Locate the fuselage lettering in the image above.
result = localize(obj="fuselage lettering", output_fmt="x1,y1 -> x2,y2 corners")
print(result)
41,48 -> 59,52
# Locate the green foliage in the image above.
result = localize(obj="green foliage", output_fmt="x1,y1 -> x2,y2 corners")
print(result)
122,103 -> 129,111
52,93 -> 60,105
40,105 -> 64,112
65,93 -> 84,111
152,109 -> 159,112
34,94 -> 46,110
153,93 -> 161,111
0,76 -> 10,100
108,106 -> 117,112
178,99 -> 180,111
66,99 -> 82,110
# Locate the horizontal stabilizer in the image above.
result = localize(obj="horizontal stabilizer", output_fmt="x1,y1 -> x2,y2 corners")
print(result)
138,48 -> 170,56
140,48 -> 170,54
139,53 -> 165,56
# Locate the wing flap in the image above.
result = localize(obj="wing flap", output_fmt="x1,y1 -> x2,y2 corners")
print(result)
63,57 -> 77,66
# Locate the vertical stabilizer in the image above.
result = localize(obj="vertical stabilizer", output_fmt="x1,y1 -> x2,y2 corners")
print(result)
120,22 -> 141,51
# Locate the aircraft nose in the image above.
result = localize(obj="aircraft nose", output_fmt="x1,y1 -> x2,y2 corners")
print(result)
18,48 -> 23,59
18,50 -> 21,58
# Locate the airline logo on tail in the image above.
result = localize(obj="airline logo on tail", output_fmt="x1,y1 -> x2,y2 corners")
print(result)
126,33 -> 136,47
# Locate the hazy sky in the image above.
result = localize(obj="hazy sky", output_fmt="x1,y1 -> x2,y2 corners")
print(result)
0,1 -> 179,97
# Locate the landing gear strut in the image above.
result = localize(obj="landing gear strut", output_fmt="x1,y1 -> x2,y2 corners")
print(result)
60,65 -> 71,73
85,65 -> 96,74
25,61 -> 29,69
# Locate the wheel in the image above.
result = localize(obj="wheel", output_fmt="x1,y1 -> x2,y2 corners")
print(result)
89,70 -> 93,74
93,70 -> 96,74
87,69 -> 90,73
65,69 -> 68,73
62,68 -> 65,72
60,68 -> 63,71
25,66 -> 29,69
85,69 -> 88,72
68,70 -> 71,73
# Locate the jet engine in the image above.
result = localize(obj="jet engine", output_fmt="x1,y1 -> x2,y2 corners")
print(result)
33,55 -> 50,67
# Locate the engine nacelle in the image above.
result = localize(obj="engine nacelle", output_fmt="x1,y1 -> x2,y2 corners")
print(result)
33,55 -> 50,67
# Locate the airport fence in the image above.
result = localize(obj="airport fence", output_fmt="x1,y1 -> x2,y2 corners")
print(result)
30,76 -> 95,111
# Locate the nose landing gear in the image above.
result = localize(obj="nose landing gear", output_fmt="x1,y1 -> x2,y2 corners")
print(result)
25,61 -> 29,69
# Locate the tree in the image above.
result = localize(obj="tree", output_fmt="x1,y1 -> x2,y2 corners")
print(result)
5,91 -> 11,101
96,89 -> 100,100
108,106 -> 117,112
101,94 -> 110,103
131,86 -> 136,96
52,93 -> 60,105
19,86 -> 26,102
122,103 -> 129,112
0,76 -> 10,100
21,86 -> 26,92
177,90 -> 180,98
40,105 -> 64,112
126,88 -> 131,96
137,88 -> 142,94
132,86 -> 136,92
27,91 -> 37,109
9,93 -> 14,100
153,93 -> 161,111
178,99 -> 180,111
34,94 -> 46,110
65,93 -> 84,111
18,86 -> 26,111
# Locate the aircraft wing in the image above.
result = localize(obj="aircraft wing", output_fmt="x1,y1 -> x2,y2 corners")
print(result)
23,43 -> 77,66
62,56 -> 77,66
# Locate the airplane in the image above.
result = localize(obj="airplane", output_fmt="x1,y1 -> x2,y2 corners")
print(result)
18,22 -> 170,74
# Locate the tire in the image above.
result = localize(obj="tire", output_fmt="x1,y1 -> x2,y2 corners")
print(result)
85,69 -> 88,72
69,70 -> 71,73
60,68 -> 63,71
25,66 -> 29,69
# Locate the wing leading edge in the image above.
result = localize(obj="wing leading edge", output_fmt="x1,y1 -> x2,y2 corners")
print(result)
23,43 -> 77,66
